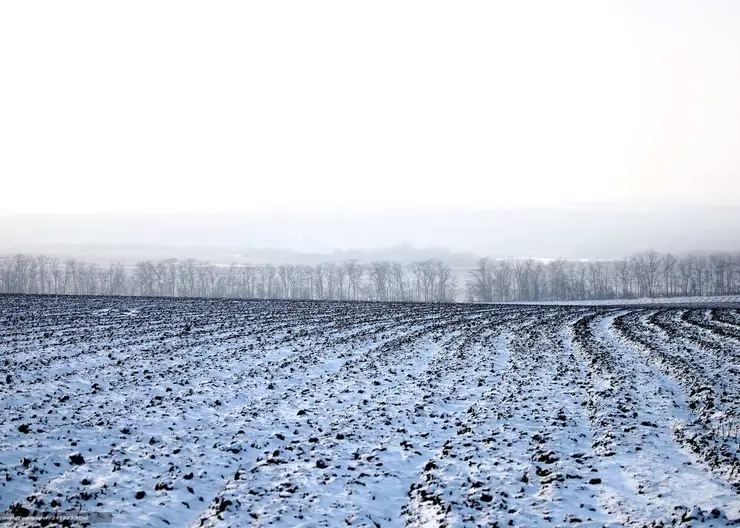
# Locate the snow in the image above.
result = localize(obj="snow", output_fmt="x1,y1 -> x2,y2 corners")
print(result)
1,296 -> 739,526
502,295 -> 740,306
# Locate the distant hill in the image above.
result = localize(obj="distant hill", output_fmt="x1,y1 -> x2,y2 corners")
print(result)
2,204 -> 740,261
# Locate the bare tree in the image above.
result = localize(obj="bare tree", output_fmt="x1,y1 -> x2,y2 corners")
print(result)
435,260 -> 455,302
368,261 -> 391,301
470,257 -> 493,302
3,249 -> 739,301
344,260 -> 363,301
390,262 -> 407,301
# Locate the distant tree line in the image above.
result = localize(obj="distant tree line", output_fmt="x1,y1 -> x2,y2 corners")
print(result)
465,251 -> 740,302
0,255 -> 456,302
1,251 -> 739,302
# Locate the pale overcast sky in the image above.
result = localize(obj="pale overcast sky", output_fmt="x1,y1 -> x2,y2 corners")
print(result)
1,1 -> 739,215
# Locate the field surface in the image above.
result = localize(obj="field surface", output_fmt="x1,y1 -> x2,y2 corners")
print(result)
1,296 -> 740,527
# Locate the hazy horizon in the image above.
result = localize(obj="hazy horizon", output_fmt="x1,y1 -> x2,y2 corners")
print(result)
3,203 -> 740,262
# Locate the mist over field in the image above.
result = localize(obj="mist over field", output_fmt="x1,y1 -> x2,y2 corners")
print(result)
3,203 -> 740,263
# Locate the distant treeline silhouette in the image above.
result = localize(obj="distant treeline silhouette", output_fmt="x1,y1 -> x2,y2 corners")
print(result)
1,251 -> 739,302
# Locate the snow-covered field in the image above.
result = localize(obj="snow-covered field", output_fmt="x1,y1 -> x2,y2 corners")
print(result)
503,295 -> 740,306
1,296 -> 740,527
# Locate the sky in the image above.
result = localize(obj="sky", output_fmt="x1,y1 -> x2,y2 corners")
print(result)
1,1 -> 740,216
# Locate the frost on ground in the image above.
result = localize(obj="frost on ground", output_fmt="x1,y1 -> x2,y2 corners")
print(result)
1,296 -> 740,527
